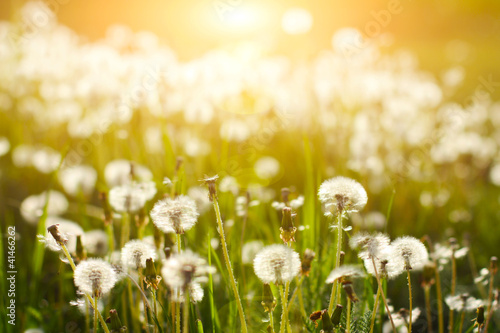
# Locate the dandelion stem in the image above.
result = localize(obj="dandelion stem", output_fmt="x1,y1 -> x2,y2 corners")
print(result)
424,286 -> 433,333
139,270 -> 149,331
371,257 -> 396,333
94,294 -> 98,333
279,285 -> 288,333
152,290 -> 159,333
484,268 -> 496,332
60,244 -> 110,333
407,269 -> 413,333
85,297 -> 90,333
458,310 -> 465,333
328,210 -> 344,315
183,288 -> 190,333
434,263 -> 444,333
176,234 -> 182,333
212,198 -> 247,333
269,309 -> 275,333
369,283 -> 381,333
346,297 -> 352,333
448,252 -> 457,333
120,213 -> 130,248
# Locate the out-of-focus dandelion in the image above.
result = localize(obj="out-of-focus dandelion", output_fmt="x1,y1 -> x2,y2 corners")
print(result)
121,239 -> 156,270
104,159 -> 153,187
58,165 -> 97,196
38,217 -> 83,253
83,230 -> 109,256
108,181 -> 156,213
150,195 -> 199,234
253,244 -> 301,285
21,190 -> 68,224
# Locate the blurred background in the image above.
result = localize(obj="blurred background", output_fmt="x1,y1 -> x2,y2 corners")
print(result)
1,0 -> 500,331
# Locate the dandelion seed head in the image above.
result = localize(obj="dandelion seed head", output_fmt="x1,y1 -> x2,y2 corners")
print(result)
109,181 -> 155,213
241,240 -> 264,265
161,250 -> 214,291
445,295 -> 485,312
326,264 -> 365,283
104,159 -> 153,187
349,232 -> 390,260
187,186 -> 212,214
253,244 -> 301,285
318,176 -> 367,214
83,230 -> 109,256
150,195 -> 199,234
390,236 -> 429,271
74,258 -> 117,296
58,165 -> 97,196
121,239 -> 156,269
21,190 -> 68,224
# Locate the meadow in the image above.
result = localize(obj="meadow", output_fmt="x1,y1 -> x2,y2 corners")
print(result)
1,2 -> 500,332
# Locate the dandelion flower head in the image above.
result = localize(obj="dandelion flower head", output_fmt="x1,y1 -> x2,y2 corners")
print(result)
121,239 -> 157,269
74,258 -> 117,297
150,195 -> 199,234
318,176 -> 367,214
161,249 -> 214,291
390,236 -> 429,271
326,264 -> 365,283
253,244 -> 301,285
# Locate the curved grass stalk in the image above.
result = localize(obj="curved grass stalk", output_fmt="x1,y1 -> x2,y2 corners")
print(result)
369,284 -> 381,333
212,199 -> 247,333
371,257 -> 396,333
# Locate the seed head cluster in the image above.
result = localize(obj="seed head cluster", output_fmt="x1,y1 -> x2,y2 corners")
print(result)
74,258 -> 117,297
318,176 -> 368,214
253,244 -> 301,285
150,195 -> 199,234
390,236 -> 429,271
121,239 -> 157,269
161,250 -> 214,292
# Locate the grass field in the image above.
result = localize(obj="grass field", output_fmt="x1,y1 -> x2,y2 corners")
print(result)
1,1 -> 500,332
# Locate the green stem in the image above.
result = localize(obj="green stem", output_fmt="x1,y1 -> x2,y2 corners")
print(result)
434,262 -> 444,333
86,297 -> 90,333
183,288 -> 190,333
458,310 -> 465,333
449,254 -> 457,333
106,223 -> 115,258
176,234 -> 182,333
212,199 -> 247,333
484,271 -> 495,332
407,270 -> 413,333
120,213 -> 130,248
269,310 -> 275,333
369,283 -> 381,333
139,270 -> 149,331
94,294 -> 98,333
328,210 -> 344,315
424,286 -> 433,333
286,276 -> 304,313
371,257 -> 396,333
128,279 -> 141,333
346,297 -> 351,333
152,290 -> 159,333
60,244 -> 110,333
279,285 -> 287,333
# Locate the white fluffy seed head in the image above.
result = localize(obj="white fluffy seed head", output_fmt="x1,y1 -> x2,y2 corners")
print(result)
150,195 -> 199,234
108,181 -> 156,213
390,236 -> 429,271
74,258 -> 117,296
253,244 -> 301,285
326,264 -> 365,283
121,239 -> 157,269
445,295 -> 484,312
43,217 -> 84,252
161,250 -> 214,291
349,232 -> 390,260
318,176 -> 368,214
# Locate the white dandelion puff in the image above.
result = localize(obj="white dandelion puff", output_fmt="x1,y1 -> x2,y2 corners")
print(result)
390,236 -> 429,271
104,159 -> 153,187
83,230 -> 109,256
74,258 -> 117,296
21,190 -> 68,224
326,264 -> 365,283
58,165 -> 97,196
161,250 -> 214,293
121,239 -> 157,269
150,195 -> 199,234
241,240 -> 264,265
253,244 -> 301,285
349,232 -> 390,260
318,176 -> 367,214
445,294 -> 485,312
108,181 -> 155,213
